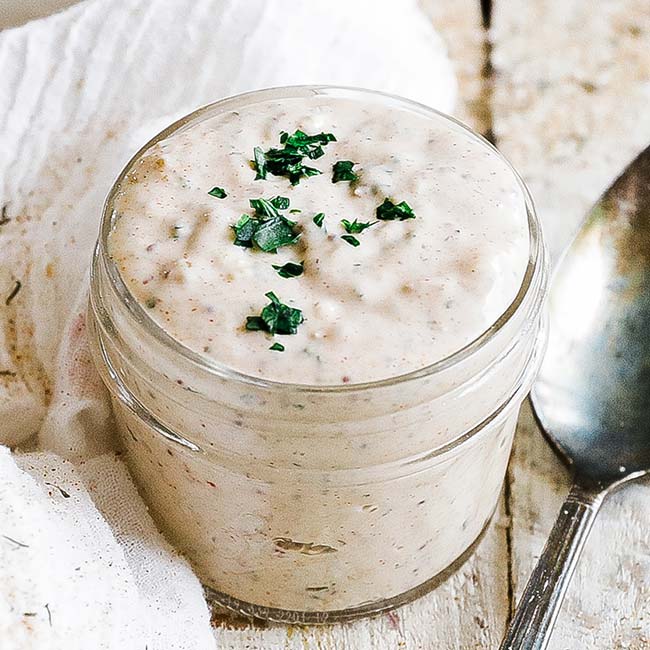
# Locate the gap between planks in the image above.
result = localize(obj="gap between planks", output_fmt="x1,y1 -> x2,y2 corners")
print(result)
479,0 -> 518,626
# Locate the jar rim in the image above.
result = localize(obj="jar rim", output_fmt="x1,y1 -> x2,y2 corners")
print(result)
95,84 -> 548,394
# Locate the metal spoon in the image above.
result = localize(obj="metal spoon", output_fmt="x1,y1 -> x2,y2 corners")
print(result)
499,143 -> 650,650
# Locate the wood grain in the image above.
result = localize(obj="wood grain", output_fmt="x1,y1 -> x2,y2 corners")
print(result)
492,2 -> 650,647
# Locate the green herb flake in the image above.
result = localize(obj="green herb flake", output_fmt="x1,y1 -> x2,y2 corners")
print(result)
231,214 -> 256,248
253,217 -> 300,253
253,147 -> 267,180
272,261 -> 304,278
313,212 -> 325,228
250,196 -> 290,217
272,196 -> 291,210
332,160 -> 358,183
208,187 -> 227,199
341,235 -> 360,247
246,292 -> 304,335
269,342 -> 285,352
281,130 -> 336,158
145,297 -> 158,309
252,130 -> 336,185
245,316 -> 266,331
341,218 -> 376,234
376,198 -> 416,221
233,197 -> 300,252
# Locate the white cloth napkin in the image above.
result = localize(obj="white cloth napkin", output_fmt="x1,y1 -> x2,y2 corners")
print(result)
0,0 -> 456,647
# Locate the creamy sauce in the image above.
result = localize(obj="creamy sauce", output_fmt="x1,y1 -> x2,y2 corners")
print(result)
95,91 -> 543,617
108,96 -> 528,384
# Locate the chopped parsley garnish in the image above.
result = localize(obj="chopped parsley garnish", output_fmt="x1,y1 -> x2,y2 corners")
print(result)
145,297 -> 158,309
232,196 -> 300,252
332,160 -> 358,183
376,198 -> 416,221
250,196 -> 290,218
341,235 -> 360,247
272,261 -> 304,278
246,292 -> 304,335
313,212 -> 325,228
253,217 -> 299,252
244,317 -> 266,331
341,218 -> 376,234
208,187 -> 227,198
253,147 -> 266,180
339,219 -> 375,246
280,130 -> 336,159
252,130 -> 336,185
269,342 -> 285,352
232,214 -> 257,247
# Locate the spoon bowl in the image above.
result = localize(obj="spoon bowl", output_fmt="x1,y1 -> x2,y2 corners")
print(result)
532,144 -> 650,486
500,144 -> 650,650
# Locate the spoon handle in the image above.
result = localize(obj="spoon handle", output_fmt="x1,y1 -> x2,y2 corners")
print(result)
499,482 -> 605,650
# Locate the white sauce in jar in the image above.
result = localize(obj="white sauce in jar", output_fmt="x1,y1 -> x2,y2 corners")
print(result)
93,91 -> 545,617
108,96 -> 529,385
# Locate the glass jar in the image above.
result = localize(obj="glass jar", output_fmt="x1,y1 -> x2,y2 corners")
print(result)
88,86 -> 548,623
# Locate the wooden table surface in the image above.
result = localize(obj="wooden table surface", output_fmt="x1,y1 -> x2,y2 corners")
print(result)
2,1 -> 650,648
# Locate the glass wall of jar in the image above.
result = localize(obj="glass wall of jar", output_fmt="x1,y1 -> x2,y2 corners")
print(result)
88,86 -> 548,623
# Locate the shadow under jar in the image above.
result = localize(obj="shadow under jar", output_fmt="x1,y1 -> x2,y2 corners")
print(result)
88,86 -> 548,623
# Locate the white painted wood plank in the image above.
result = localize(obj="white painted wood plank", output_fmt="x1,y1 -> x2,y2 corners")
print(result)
492,2 -> 650,647
420,0 -> 491,133
492,0 -> 650,259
